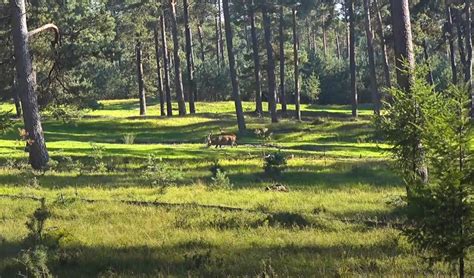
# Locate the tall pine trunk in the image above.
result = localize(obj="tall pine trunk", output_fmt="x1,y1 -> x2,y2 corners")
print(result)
218,0 -> 225,66
183,0 -> 196,113
11,0 -> 49,169
336,33 -> 341,60
222,0 -> 246,132
160,13 -> 173,117
463,0 -> 472,118
363,0 -> 380,115
278,5 -> 287,114
170,0 -> 187,116
215,9 -> 221,68
422,39 -> 434,85
197,22 -> 205,63
136,41 -> 147,116
374,0 -> 391,88
262,3 -> 278,123
446,4 -> 458,84
154,26 -> 166,116
249,0 -> 263,115
390,0 -> 415,92
292,7 -> 300,121
348,0 -> 357,117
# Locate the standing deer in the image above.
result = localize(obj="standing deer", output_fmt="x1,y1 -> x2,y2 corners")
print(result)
206,132 -> 237,148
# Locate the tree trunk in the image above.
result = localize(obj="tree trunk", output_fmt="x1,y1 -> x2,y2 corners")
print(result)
455,10 -> 467,72
183,0 -> 196,114
279,5 -> 287,114
348,0 -> 357,117
160,13 -> 173,117
170,0 -> 187,116
293,7 -> 301,121
374,0 -> 391,88
218,0 -> 225,66
463,0 -> 472,118
222,0 -> 246,132
215,11 -> 221,68
364,0 -> 380,115
346,18 -> 350,60
322,19 -> 327,57
11,0 -> 49,170
249,0 -> 263,116
154,26 -> 166,116
197,22 -> 205,63
390,0 -> 415,93
422,39 -> 434,86
336,33 -> 341,60
262,3 -> 278,123
446,4 -> 458,84
136,41 -> 147,116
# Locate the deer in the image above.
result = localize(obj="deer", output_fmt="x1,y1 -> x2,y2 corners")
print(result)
206,131 -> 237,148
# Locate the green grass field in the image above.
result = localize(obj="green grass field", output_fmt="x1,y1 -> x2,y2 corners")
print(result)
0,100 -> 471,277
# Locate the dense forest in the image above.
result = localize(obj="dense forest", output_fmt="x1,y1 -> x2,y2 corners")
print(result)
0,0 -> 473,277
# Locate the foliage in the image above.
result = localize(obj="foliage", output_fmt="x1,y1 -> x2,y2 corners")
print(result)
47,105 -> 84,124
90,143 -> 107,173
402,85 -> 473,271
302,72 -> 321,103
209,169 -> 233,190
0,110 -> 13,133
145,154 -> 184,186
263,151 -> 288,179
209,160 -> 225,178
375,66 -> 436,185
16,246 -> 52,278
16,200 -> 54,278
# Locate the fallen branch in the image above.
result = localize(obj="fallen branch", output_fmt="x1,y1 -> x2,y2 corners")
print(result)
0,193 -> 404,228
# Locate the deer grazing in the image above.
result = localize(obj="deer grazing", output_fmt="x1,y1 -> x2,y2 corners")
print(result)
206,131 -> 237,148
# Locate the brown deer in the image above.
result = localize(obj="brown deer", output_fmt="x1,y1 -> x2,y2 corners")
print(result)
206,132 -> 237,148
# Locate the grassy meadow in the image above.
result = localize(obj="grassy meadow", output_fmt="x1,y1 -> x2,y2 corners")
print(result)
0,100 -> 471,277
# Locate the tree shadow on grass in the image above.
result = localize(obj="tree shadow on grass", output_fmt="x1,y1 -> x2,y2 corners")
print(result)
0,234 -> 414,277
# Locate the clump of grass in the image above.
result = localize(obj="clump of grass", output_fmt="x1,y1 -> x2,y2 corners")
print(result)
121,133 -> 136,145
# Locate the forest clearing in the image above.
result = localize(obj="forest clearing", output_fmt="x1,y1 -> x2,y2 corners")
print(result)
0,100 -> 458,277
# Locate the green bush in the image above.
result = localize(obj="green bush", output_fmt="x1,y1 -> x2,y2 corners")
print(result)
209,169 -> 233,190
264,152 -> 288,179
209,160 -> 225,178
145,155 -> 184,186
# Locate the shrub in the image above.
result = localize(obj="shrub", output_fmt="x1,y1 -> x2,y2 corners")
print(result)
145,155 -> 184,186
209,160 -> 225,178
209,169 -> 233,190
48,104 -> 84,124
16,246 -> 52,278
16,200 -> 54,277
90,143 -> 106,173
263,152 -> 288,179
302,72 -> 321,103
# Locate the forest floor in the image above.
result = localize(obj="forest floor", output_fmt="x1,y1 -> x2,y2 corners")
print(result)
0,100 -> 471,277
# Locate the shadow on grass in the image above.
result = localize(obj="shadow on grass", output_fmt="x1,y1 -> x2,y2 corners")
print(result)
0,234 -> 406,277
